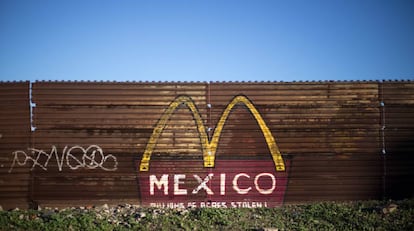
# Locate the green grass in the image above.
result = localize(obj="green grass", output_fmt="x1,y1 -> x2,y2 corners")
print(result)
1,199 -> 413,230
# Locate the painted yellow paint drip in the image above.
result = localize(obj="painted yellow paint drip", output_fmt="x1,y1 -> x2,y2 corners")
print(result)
139,95 -> 285,172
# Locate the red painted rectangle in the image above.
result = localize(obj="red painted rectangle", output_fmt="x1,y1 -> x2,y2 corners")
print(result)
136,159 -> 290,208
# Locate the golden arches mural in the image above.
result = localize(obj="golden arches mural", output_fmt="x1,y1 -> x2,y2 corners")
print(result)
139,95 -> 285,172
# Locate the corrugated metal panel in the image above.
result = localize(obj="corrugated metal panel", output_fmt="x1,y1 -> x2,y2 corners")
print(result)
382,82 -> 414,199
209,82 -> 383,202
31,82 -> 207,206
1,80 -> 413,208
0,82 -> 31,209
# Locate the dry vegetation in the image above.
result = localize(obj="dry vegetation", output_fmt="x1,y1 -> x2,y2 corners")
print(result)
1,199 -> 413,230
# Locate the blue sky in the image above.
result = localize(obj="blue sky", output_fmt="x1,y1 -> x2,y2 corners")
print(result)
1,0 -> 413,82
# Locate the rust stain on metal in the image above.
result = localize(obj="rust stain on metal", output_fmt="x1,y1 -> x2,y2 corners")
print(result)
1,81 -> 413,208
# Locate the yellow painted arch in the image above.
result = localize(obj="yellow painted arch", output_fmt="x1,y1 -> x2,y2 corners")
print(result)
139,95 -> 285,172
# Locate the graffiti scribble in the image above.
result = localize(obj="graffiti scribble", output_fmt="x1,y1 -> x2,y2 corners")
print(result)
8,145 -> 118,173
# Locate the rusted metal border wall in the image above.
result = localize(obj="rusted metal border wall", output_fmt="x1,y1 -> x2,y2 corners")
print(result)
0,82 -> 31,209
381,82 -> 414,199
30,82 -> 208,207
0,80 -> 413,209
209,82 -> 383,203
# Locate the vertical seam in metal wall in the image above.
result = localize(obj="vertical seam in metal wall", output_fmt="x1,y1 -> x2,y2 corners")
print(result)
29,81 -> 35,206
206,81 -> 212,139
206,81 -> 212,202
379,81 -> 387,199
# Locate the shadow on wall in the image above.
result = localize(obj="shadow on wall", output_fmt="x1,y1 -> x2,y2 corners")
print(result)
385,134 -> 414,199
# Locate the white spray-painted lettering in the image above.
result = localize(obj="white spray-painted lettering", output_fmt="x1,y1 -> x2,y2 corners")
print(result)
8,145 -> 118,173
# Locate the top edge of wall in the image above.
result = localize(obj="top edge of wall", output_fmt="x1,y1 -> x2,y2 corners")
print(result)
1,79 -> 413,84
0,80 -> 30,83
